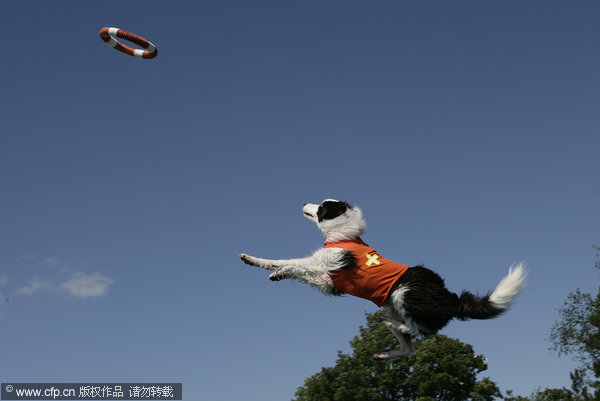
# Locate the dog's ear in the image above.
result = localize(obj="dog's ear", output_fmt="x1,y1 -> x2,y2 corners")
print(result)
317,200 -> 351,222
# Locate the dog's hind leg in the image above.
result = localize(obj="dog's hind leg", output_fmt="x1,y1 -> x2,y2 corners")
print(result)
373,318 -> 416,360
373,333 -> 415,360
379,313 -> 412,335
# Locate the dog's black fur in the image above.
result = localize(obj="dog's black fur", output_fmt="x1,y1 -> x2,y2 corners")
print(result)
317,200 -> 351,222
391,266 -> 503,335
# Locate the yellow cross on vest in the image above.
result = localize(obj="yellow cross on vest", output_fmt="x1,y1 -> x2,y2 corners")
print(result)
365,253 -> 381,267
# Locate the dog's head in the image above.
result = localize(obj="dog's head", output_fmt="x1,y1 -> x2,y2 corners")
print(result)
302,199 -> 366,242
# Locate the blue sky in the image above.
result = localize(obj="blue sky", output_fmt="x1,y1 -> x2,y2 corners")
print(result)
1,1 -> 599,399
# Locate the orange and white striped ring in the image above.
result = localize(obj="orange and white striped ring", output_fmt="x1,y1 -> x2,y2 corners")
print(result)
99,27 -> 157,59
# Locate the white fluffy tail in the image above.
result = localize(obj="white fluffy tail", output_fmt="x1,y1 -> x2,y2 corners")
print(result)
489,262 -> 528,310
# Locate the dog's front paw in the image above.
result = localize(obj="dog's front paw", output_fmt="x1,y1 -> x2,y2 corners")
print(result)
269,269 -> 287,281
240,253 -> 259,266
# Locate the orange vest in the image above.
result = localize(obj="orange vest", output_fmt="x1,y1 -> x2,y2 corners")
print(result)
325,239 -> 409,307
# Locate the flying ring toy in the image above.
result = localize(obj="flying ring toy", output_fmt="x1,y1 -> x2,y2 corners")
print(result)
99,27 -> 157,59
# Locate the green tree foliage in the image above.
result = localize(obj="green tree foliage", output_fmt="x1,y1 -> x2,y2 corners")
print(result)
503,388 -> 576,401
293,310 -> 500,401
503,390 -> 532,401
502,246 -> 600,401
545,245 -> 600,400
531,388 -> 577,401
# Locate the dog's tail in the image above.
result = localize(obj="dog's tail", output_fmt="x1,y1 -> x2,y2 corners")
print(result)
456,262 -> 527,320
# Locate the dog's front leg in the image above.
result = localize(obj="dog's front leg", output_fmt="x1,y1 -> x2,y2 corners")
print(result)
240,254 -> 314,272
240,254 -> 277,270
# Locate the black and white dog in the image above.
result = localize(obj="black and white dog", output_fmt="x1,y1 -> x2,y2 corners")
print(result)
240,199 -> 527,360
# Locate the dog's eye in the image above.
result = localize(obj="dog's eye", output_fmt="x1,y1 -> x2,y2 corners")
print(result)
317,201 -> 349,222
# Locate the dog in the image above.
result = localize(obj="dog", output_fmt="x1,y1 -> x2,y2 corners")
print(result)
240,199 -> 527,360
